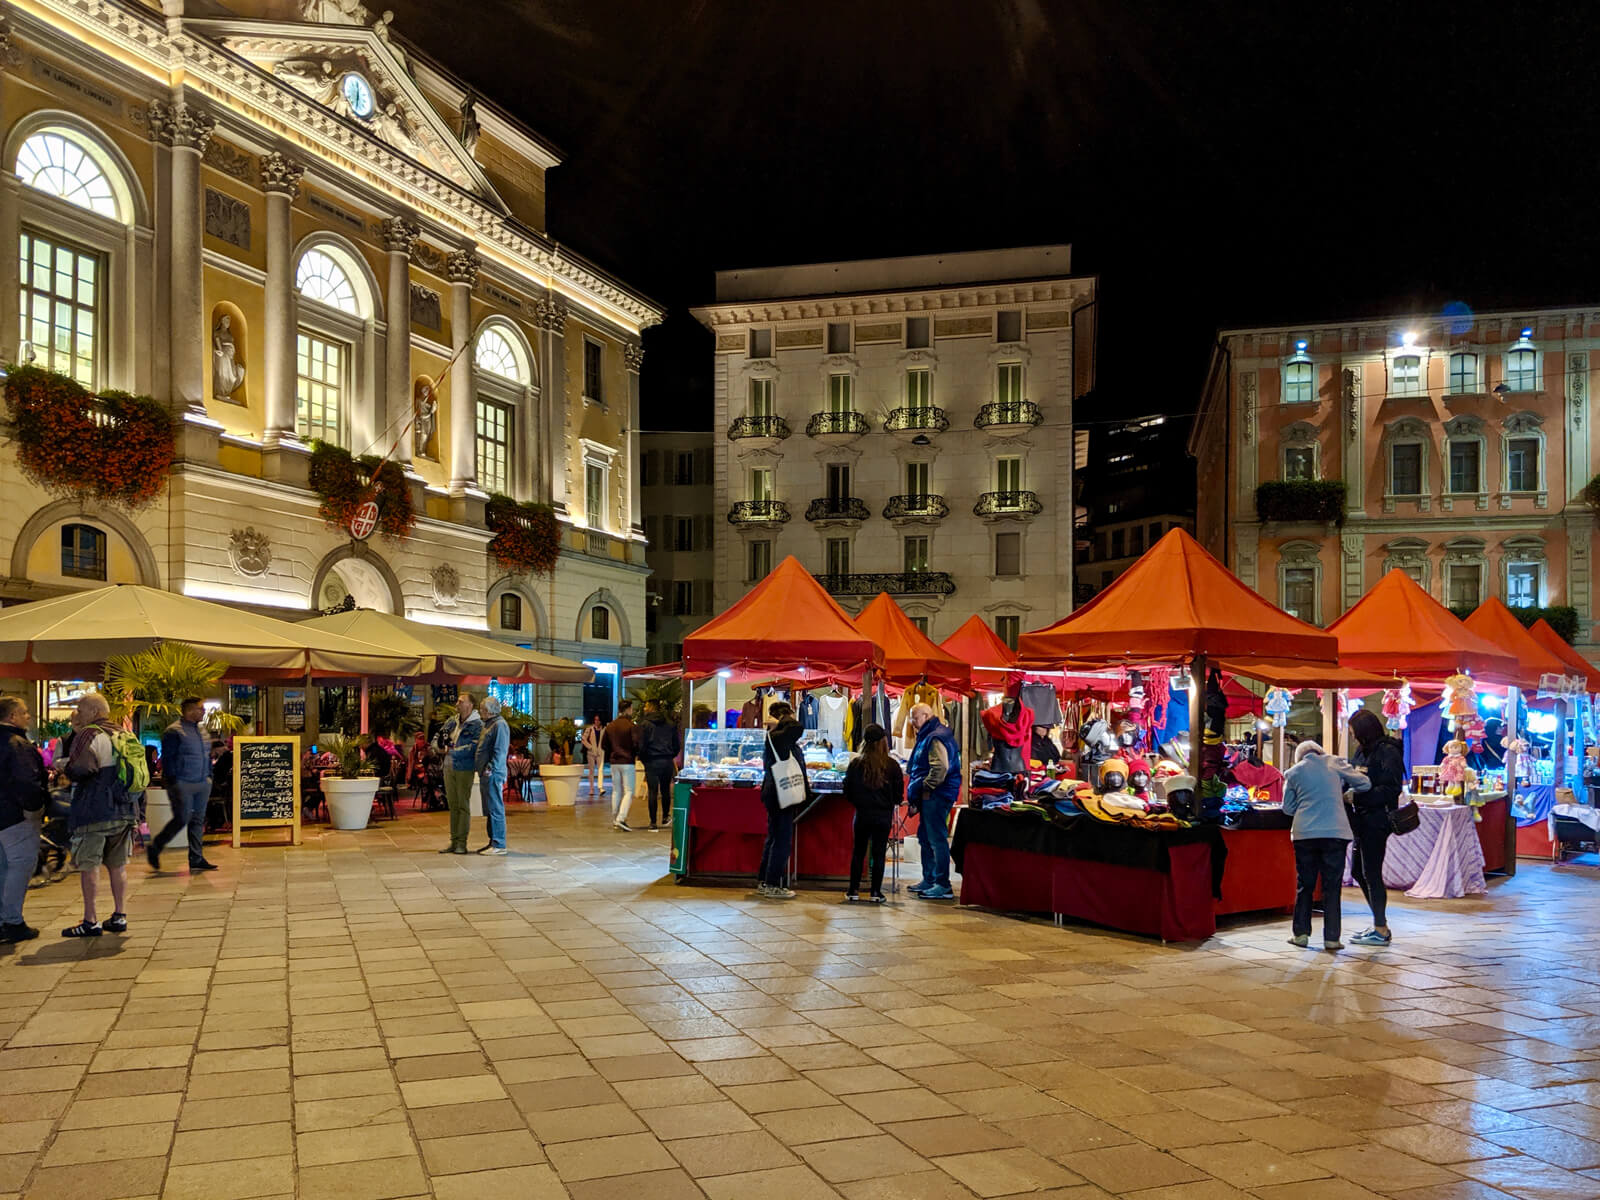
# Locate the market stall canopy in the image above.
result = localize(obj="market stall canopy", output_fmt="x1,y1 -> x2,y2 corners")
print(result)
1462,598 -> 1573,691
1217,658 -> 1396,692
0,584 -> 426,678
682,556 -> 883,680
940,614 -> 1018,678
298,609 -> 592,684
1017,528 -> 1340,668
1527,619 -> 1600,692
852,593 -> 971,691
1325,570 -> 1520,682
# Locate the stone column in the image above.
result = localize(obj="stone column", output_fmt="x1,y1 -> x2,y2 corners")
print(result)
260,152 -> 303,446
445,248 -> 479,494
151,100 -> 214,417
624,339 -> 644,537
533,296 -> 568,513
0,172 -> 19,366
381,216 -> 419,466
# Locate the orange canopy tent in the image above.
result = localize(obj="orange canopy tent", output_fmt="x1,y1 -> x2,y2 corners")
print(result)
1018,528 -> 1340,669
940,614 -> 1017,679
1462,598 -> 1573,691
682,556 -> 883,681
1528,619 -> 1600,692
1326,570 -> 1520,682
852,594 -> 971,692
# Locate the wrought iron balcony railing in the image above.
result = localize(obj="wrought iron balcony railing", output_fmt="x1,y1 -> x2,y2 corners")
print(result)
817,571 -> 957,597
974,400 -> 1043,429
804,496 -> 871,523
727,415 -> 791,441
884,406 -> 950,433
974,490 -> 1043,518
727,499 -> 791,525
882,493 -> 950,520
805,411 -> 871,437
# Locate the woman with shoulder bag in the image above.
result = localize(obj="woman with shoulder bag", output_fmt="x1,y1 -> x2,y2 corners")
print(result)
757,702 -> 809,900
1347,709 -> 1405,947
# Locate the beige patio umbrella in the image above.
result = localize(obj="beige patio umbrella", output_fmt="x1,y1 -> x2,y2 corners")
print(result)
0,584 -> 427,678
297,608 -> 593,684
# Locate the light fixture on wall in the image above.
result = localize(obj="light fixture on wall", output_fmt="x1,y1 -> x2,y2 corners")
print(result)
1493,383 -> 1510,402
911,434 -> 931,446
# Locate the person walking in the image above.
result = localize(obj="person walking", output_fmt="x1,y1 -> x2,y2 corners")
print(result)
580,713 -> 605,799
757,701 -> 808,899
843,724 -> 902,903
601,701 -> 637,831
1282,740 -> 1369,951
438,694 -> 482,855
148,697 -> 217,873
61,693 -> 136,937
0,695 -> 48,943
907,703 -> 961,900
474,696 -> 510,855
1348,709 -> 1404,947
636,699 -> 680,832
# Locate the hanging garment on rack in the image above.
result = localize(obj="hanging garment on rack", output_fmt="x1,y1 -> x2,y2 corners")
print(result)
762,690 -> 790,725
893,682 -> 941,737
799,693 -> 820,730
1017,682 -> 1063,728
981,701 -> 1034,749
872,683 -> 892,731
1230,758 -> 1284,805
817,694 -> 848,748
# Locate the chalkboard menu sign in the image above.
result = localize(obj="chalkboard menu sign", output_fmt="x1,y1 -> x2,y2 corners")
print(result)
232,736 -> 302,847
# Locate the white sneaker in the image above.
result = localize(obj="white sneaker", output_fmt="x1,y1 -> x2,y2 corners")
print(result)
754,883 -> 773,897
765,886 -> 797,899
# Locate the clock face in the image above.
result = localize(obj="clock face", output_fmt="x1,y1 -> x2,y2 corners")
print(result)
341,73 -> 375,119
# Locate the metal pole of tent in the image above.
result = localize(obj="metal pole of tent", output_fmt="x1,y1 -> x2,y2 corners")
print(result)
1321,689 -> 1334,751
360,676 -> 370,735
716,674 -> 726,729
1503,685 -> 1519,876
1555,698 -> 1568,787
1188,654 -> 1207,778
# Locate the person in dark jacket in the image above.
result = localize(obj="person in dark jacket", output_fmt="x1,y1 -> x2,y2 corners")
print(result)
0,695 -> 48,943
150,697 -> 216,874
1347,709 -> 1404,947
636,700 -> 681,832
601,701 -> 637,832
439,694 -> 482,855
474,697 -> 510,854
842,724 -> 902,903
758,702 -> 809,899
907,704 -> 961,900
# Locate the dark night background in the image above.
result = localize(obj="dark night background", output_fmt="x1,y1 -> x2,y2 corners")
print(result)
391,0 -> 1599,433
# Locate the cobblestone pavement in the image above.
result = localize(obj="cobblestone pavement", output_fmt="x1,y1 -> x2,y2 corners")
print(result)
2,799 -> 1598,1200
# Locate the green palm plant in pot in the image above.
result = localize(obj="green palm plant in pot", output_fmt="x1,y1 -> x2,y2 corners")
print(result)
318,733 -> 379,831
103,641 -> 228,732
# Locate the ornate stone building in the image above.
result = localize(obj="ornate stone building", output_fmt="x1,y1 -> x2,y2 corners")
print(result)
1191,307 -> 1596,655
0,0 -> 661,720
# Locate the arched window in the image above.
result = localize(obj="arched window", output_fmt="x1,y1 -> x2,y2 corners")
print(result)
296,248 -> 360,314
60,523 -> 106,580
500,593 -> 522,631
590,605 -> 611,639
1506,346 -> 1537,392
1448,351 -> 1478,394
293,242 -> 375,448
16,131 -> 120,219
473,321 -> 534,496
474,327 -> 522,382
1282,355 -> 1313,404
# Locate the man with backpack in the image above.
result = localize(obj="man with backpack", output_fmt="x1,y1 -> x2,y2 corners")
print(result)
148,697 -> 217,873
61,693 -> 138,937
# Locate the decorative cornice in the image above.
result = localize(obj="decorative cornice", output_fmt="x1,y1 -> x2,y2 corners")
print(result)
690,280 -> 1089,328
381,214 -> 420,255
259,150 -> 304,196
623,341 -> 645,373
148,100 -> 215,151
531,296 -> 567,334
445,248 -> 479,286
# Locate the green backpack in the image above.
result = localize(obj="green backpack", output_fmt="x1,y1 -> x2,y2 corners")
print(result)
109,729 -> 149,797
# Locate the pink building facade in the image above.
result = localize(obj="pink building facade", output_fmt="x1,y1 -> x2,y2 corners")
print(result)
1191,307 -> 1597,654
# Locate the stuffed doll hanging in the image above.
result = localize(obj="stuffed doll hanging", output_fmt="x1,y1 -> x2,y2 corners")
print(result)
1382,682 -> 1414,732
1264,688 -> 1294,729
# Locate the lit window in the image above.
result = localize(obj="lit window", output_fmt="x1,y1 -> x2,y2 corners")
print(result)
905,461 -> 930,497
827,373 -> 854,413
1448,439 -> 1480,493
295,331 -> 345,444
1391,354 -> 1422,396
590,605 -> 611,639
748,539 -> 772,581
996,456 -> 1022,494
996,362 -> 1023,406
1506,347 -> 1537,392
474,327 -> 522,382
1448,352 -> 1478,394
1447,564 -> 1482,610
905,368 -> 931,410
295,248 -> 359,314
1507,437 -> 1540,492
825,537 -> 850,576
1507,563 -> 1539,609
16,132 -> 118,218
20,229 -> 100,386
1390,443 -> 1423,496
1283,446 -> 1315,481
60,523 -> 106,580
1283,358 -> 1313,404
749,467 -> 773,502
995,531 -> 1021,577
749,377 -> 774,416
585,462 -> 606,528
499,594 -> 522,631
1281,568 -> 1315,622
475,397 -> 512,494
994,615 -> 1020,650
909,615 -> 930,634
904,536 -> 929,574
583,339 -> 604,403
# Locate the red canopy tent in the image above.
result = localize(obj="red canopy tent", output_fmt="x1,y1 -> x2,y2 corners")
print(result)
1528,619 -> 1600,692
1462,598 -> 1572,691
940,614 -> 1017,680
852,594 -> 970,691
681,556 -> 883,682
1325,570 -> 1519,682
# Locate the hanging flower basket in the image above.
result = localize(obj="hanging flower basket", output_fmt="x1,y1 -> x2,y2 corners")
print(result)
307,441 -> 416,542
486,493 -> 561,576
3,365 -> 175,508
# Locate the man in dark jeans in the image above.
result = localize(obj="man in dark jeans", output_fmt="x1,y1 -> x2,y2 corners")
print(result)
635,700 -> 681,832
150,698 -> 217,873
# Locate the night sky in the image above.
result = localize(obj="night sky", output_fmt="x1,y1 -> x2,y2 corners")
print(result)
391,0 -> 1600,433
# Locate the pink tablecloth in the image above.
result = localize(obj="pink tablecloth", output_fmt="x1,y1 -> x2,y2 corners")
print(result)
1345,803 -> 1486,899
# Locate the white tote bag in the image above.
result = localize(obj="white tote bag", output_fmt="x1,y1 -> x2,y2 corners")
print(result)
767,734 -> 808,809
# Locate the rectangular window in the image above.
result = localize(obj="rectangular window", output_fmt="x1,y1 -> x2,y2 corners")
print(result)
673,580 -> 693,615
995,615 -> 1020,651
1447,564 -> 1482,610
748,539 -> 772,581
996,361 -> 1023,406
1507,437 -> 1540,491
1283,446 -> 1315,481
674,451 -> 695,485
748,328 -> 772,358
903,536 -> 929,574
827,322 -> 851,354
585,462 -> 606,528
295,331 -> 345,445
996,310 -> 1022,342
583,339 -> 604,403
749,377 -> 774,417
1391,354 -> 1422,396
499,594 -> 522,631
995,531 -> 1021,577
475,397 -> 512,495
1449,352 -> 1477,394
750,467 -> 773,501
1506,348 -> 1537,392
1507,562 -> 1539,608
1130,527 -> 1144,555
1283,360 -> 1313,404
1448,440 -> 1480,493
905,316 -> 930,349
1111,528 -> 1126,558
909,616 -> 930,634
825,537 -> 850,577
673,517 -> 694,551
826,463 -> 850,501
827,373 -> 854,413
60,524 -> 106,580
996,456 -> 1022,494
1281,567 -> 1316,623
905,368 -> 931,410
590,605 -> 610,639
640,451 -> 657,488
1391,443 -> 1422,496
20,229 -> 100,387
905,461 -> 930,497
1148,522 -> 1162,546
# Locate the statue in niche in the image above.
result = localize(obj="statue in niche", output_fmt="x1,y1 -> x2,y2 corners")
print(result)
212,314 -> 246,400
414,380 -> 437,458
458,90 -> 481,155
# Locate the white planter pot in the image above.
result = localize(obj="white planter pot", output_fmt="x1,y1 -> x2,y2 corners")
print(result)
540,764 -> 583,808
143,787 -> 171,836
323,777 -> 379,830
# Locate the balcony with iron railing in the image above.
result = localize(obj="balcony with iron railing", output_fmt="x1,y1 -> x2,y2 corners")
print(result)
804,496 -> 871,525
727,415 -> 791,445
882,493 -> 950,522
974,490 -> 1043,520
884,406 -> 950,440
805,411 -> 870,443
727,499 -> 792,526
817,571 -> 957,598
974,399 -> 1043,434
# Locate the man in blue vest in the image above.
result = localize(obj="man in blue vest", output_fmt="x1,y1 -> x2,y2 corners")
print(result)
149,698 -> 216,873
906,703 -> 960,900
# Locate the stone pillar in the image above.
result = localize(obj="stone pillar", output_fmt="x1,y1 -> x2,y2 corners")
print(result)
533,296 -> 569,513
260,152 -> 303,446
151,100 -> 214,417
1343,365 -> 1366,518
381,216 -> 419,466
0,172 -> 19,366
1340,531 -> 1364,619
624,339 -> 644,537
446,248 -> 479,494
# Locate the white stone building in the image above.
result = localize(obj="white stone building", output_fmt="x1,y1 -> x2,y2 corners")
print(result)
691,247 -> 1095,648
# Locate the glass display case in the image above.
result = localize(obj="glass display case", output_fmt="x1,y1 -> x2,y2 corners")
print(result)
679,728 -> 855,791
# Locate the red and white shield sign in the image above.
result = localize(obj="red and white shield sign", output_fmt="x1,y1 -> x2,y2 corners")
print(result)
349,500 -> 379,541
